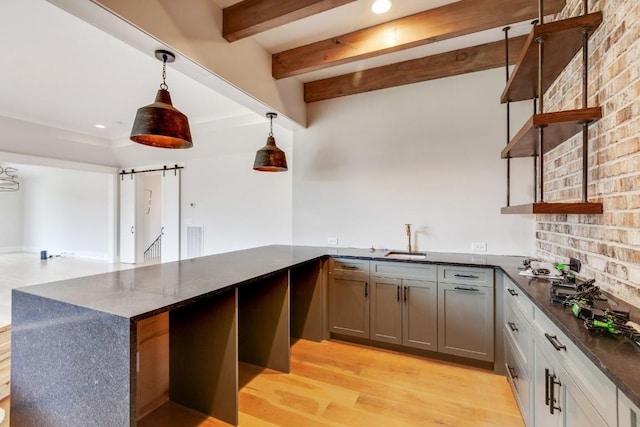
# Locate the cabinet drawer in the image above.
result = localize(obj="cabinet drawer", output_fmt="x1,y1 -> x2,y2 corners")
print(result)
532,307 -> 617,426
371,261 -> 436,280
329,258 -> 369,276
505,333 -> 531,425
503,278 -> 534,319
504,301 -> 531,368
438,266 -> 494,288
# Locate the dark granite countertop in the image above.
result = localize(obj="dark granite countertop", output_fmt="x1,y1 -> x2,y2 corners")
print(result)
13,244 -> 639,407
498,263 -> 640,409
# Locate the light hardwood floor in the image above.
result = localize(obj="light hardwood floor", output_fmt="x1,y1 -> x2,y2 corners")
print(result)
140,339 -> 524,427
0,396 -> 8,426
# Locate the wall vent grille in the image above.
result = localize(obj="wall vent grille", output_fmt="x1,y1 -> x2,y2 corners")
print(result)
186,225 -> 203,258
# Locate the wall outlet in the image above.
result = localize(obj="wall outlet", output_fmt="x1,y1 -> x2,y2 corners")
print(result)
471,242 -> 487,252
327,237 -> 338,245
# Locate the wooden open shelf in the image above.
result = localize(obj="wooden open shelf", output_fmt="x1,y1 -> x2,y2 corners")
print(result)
501,202 -> 603,215
501,12 -> 603,103
501,107 -> 602,158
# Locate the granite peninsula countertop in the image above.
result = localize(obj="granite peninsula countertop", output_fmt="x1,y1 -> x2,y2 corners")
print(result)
12,244 -> 640,407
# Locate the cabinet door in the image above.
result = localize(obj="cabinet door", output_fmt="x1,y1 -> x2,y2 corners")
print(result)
564,377 -> 608,427
438,283 -> 494,361
533,343 -> 563,427
328,273 -> 369,338
505,333 -> 531,426
370,277 -> 402,345
403,279 -> 437,351
619,391 -> 640,427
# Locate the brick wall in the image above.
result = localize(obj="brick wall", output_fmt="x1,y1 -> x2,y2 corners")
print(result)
535,0 -> 640,306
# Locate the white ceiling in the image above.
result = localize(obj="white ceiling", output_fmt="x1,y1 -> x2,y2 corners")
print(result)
0,0 -> 533,166
0,0 -> 252,143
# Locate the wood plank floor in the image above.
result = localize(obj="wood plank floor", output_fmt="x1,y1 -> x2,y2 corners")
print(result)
140,339 -> 524,427
0,395 -> 8,426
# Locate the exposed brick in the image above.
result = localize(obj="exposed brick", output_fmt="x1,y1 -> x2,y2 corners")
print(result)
535,0 -> 640,308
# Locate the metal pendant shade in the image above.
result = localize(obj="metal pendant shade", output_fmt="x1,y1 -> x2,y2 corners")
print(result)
253,112 -> 288,172
130,50 -> 193,149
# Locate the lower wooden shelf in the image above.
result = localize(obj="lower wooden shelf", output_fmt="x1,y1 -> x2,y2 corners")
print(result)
501,202 -> 603,214
501,107 -> 602,159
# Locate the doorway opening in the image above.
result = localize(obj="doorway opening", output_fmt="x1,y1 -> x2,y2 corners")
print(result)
119,166 -> 181,265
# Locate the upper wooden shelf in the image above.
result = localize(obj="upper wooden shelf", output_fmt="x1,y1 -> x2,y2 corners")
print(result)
501,107 -> 602,158
501,12 -> 603,103
501,202 -> 603,215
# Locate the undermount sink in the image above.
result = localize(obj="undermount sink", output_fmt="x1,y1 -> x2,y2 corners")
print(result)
384,251 -> 427,260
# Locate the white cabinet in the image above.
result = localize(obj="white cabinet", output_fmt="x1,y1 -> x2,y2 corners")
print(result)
533,341 -> 564,427
618,391 -> 640,427
503,277 -> 534,426
532,330 -> 609,427
502,272 -> 618,427
532,306 -> 617,427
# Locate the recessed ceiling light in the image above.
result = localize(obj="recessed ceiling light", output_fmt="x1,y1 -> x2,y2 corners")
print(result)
372,0 -> 391,14
95,124 -> 106,129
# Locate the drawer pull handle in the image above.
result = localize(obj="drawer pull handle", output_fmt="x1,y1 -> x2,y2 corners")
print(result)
508,322 -> 518,332
507,365 -> 518,380
454,286 -> 479,292
549,372 -> 562,414
341,265 -> 358,271
545,333 -> 566,351
545,368 -> 551,406
454,274 -> 479,279
365,282 -> 368,298
397,285 -> 400,302
507,288 -> 518,296
404,286 -> 408,302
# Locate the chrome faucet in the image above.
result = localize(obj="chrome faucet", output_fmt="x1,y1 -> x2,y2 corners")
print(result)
405,224 -> 412,253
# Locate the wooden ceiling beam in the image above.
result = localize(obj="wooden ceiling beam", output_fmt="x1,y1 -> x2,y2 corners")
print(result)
273,0 -> 565,79
304,35 -> 528,103
223,0 -> 356,42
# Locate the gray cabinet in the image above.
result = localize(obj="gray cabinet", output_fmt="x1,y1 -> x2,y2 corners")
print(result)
370,276 -> 402,344
330,260 -> 493,360
402,279 -> 438,350
328,258 -> 370,339
370,262 -> 438,351
438,266 -> 494,362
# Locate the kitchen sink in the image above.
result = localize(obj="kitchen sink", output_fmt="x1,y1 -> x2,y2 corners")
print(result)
384,251 -> 427,260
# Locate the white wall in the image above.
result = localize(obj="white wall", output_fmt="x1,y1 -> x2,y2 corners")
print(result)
22,167 -> 115,259
292,68 -> 535,256
113,123 -> 293,257
0,183 -> 23,252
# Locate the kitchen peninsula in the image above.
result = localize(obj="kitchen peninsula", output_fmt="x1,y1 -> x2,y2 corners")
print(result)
10,245 -> 640,426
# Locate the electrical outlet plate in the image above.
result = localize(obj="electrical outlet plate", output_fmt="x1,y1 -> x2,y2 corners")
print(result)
327,237 -> 338,245
471,242 -> 487,252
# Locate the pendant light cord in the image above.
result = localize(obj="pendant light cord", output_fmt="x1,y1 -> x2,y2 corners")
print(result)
160,54 -> 168,90
269,114 -> 274,137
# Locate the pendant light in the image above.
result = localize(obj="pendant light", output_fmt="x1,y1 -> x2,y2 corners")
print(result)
253,112 -> 288,172
130,50 -> 193,149
0,166 -> 19,192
